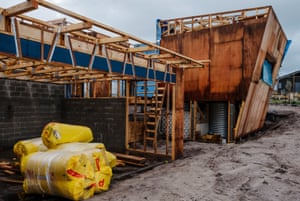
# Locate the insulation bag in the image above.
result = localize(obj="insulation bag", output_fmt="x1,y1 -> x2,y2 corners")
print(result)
13,137 -> 48,158
22,150 -> 95,200
80,149 -> 112,193
105,150 -> 117,168
56,143 -> 114,193
41,122 -> 93,148
56,142 -> 117,168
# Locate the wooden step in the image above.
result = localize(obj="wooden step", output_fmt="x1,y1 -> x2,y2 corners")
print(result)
145,137 -> 155,141
157,87 -> 166,90
145,129 -> 156,133
147,122 -> 156,126
154,93 -> 164,97
151,100 -> 163,104
136,91 -> 155,94
150,107 -> 162,111
147,114 -> 161,118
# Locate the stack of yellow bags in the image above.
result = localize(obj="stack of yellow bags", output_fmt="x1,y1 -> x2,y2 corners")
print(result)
13,122 -> 116,200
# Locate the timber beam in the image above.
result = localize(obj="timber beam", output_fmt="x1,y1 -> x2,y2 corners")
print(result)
60,22 -> 92,33
97,36 -> 129,45
2,0 -> 38,17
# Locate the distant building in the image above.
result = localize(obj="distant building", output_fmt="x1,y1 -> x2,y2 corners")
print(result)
277,71 -> 300,95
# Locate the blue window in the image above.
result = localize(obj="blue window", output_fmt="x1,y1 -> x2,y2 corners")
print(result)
261,60 -> 273,86
136,81 -> 155,97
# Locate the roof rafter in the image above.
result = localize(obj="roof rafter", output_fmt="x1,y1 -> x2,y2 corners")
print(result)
0,0 -> 211,84
35,0 -> 206,67
2,0 -> 38,17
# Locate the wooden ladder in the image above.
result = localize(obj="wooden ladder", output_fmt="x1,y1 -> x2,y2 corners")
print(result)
143,82 -> 166,153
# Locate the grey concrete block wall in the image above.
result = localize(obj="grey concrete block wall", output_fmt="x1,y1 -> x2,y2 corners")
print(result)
0,79 -> 64,150
62,98 -> 126,153
0,79 -> 127,153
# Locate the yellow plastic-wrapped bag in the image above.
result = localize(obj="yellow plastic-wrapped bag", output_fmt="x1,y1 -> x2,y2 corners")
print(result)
105,151 -> 117,168
56,142 -> 117,168
22,150 -> 95,200
56,143 -> 113,193
80,149 -> 112,193
13,137 -> 48,158
41,122 -> 93,148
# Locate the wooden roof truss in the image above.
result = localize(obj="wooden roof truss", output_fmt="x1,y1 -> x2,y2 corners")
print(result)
159,6 -> 271,36
0,0 -> 209,84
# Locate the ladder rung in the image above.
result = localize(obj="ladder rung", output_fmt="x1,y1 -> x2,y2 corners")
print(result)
136,92 -> 155,94
157,87 -> 165,90
145,137 -> 155,141
151,107 -> 162,110
147,122 -> 156,125
151,100 -> 163,104
146,129 -> 156,133
148,113 -> 161,117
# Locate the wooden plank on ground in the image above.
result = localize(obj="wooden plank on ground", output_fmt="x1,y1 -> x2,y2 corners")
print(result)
113,153 -> 146,164
0,177 -> 23,184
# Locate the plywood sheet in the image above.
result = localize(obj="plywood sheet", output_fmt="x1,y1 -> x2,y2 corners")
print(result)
210,40 -> 243,94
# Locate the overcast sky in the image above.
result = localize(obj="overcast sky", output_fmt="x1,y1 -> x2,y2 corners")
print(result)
1,0 -> 299,75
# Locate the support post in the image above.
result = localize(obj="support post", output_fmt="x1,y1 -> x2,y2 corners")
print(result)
227,100 -> 231,143
125,80 -> 130,150
193,100 -> 197,141
166,83 -> 170,156
171,85 -> 176,160
189,100 -> 193,140
174,68 -> 184,159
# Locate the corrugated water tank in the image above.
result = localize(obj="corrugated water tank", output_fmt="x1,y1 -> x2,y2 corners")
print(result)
209,102 -> 228,139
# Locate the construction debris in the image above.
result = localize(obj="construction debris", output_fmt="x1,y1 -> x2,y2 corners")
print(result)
198,134 -> 221,144
113,153 -> 146,167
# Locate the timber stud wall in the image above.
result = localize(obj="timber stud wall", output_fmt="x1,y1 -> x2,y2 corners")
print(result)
0,79 -> 64,150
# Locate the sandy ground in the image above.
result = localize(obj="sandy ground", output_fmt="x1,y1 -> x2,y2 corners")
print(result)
91,105 -> 300,201
1,105 -> 299,201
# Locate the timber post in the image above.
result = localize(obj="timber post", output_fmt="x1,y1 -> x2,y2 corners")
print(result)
174,68 -> 184,159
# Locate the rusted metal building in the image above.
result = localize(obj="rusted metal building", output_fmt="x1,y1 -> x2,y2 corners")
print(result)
158,6 -> 288,141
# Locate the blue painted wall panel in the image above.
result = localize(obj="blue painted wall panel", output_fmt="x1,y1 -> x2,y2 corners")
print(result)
74,51 -> 90,67
43,44 -> 50,60
0,33 -> 16,54
20,39 -> 41,59
110,60 -> 123,74
52,46 -> 73,64
124,63 -> 133,75
92,56 -> 108,71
